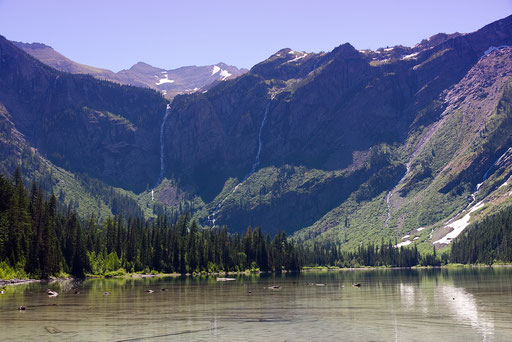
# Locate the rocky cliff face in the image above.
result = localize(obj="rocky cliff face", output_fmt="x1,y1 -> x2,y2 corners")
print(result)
161,15 -> 512,241
165,15 -> 512,184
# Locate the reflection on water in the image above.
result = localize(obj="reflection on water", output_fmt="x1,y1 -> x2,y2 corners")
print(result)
399,283 -> 416,308
1,269 -> 511,341
436,285 -> 494,341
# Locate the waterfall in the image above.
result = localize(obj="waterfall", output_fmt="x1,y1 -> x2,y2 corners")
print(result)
482,147 -> 512,182
153,104 -> 171,192
474,147 -> 512,192
430,146 -> 512,245
207,101 -> 272,225
247,101 -> 271,179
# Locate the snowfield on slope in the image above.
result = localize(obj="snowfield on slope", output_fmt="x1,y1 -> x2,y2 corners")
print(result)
156,74 -> 174,85
433,202 -> 485,245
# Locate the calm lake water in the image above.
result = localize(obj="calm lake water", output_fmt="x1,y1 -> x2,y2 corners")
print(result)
1,268 -> 512,341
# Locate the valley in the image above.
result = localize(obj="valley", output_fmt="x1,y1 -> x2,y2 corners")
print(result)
3,4 -> 512,341
1,14 -> 512,262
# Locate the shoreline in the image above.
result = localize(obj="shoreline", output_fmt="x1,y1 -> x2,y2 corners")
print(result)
0,278 -> 41,286
0,271 -> 261,286
2,264 -> 512,286
302,263 -> 512,272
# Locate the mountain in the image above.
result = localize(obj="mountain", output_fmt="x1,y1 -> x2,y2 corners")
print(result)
1,35 -> 168,192
115,61 -> 247,99
1,15 -> 512,253
13,41 -> 248,99
158,15 -> 512,246
11,41 -> 116,77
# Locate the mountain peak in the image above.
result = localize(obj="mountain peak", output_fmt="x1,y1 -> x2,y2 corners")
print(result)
128,61 -> 163,73
274,48 -> 293,56
331,43 -> 359,58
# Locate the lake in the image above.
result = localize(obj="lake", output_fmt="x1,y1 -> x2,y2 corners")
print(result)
1,268 -> 511,341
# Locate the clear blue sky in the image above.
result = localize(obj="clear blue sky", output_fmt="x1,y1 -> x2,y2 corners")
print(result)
0,0 -> 510,71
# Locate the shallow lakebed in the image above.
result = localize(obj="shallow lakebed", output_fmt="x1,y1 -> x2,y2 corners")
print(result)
1,268 -> 512,341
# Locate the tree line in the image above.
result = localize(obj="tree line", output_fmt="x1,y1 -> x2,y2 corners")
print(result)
0,170 -> 301,278
451,202 -> 512,264
298,241 -> 444,268
7,169 -> 510,280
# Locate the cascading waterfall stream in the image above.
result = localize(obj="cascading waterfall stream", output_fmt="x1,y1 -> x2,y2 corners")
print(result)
470,146 -> 512,200
208,101 -> 272,225
249,102 -> 270,176
480,147 -> 512,185
152,104 -> 171,200
382,120 -> 443,228
430,146 -> 512,245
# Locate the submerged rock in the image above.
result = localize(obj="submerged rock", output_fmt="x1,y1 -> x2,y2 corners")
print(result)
47,289 -> 59,297
216,277 -> 236,281
267,285 -> 281,290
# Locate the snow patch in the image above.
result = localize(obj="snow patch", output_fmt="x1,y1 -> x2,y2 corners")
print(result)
416,227 -> 425,232
401,52 -> 419,60
434,202 -> 485,245
286,52 -> 308,64
156,74 -> 174,85
219,69 -> 231,80
211,65 -> 221,76
402,235 -> 410,240
395,240 -> 412,248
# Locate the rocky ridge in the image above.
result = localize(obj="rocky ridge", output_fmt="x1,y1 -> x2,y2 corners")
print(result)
13,41 -> 247,99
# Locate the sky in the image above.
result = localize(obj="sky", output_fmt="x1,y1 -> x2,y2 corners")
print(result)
0,0 -> 511,72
